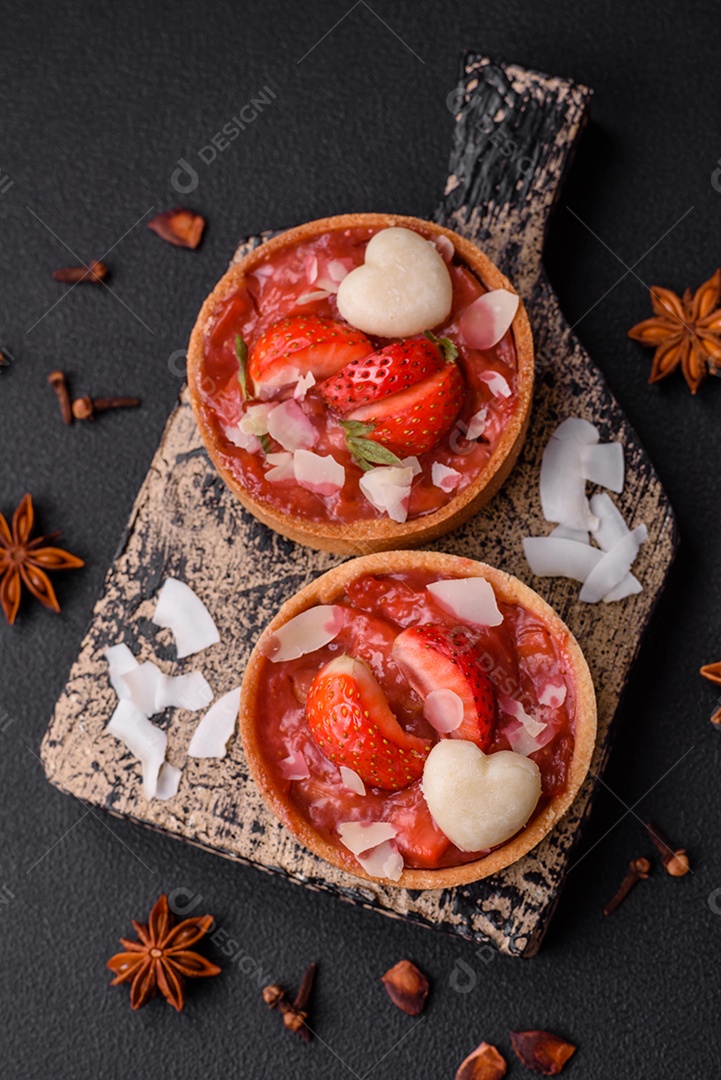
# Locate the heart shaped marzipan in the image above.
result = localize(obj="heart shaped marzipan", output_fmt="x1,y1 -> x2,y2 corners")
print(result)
336,227 -> 453,338
422,740 -> 542,852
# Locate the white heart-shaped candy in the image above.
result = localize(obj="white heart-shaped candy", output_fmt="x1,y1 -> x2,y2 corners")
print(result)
336,227 -> 453,337
422,740 -> 541,852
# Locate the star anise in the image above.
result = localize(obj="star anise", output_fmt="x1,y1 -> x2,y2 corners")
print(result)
0,493 -> 84,626
107,894 -> 221,1011
627,269 -> 721,393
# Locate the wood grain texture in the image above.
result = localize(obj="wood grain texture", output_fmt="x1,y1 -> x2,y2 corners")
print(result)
40,54 -> 677,957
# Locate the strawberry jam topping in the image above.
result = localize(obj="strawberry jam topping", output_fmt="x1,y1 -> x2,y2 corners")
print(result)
196,226 -> 520,524
252,570 -> 578,871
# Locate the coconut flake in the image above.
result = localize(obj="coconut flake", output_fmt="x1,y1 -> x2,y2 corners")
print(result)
328,258 -> 352,283
121,661 -> 213,716
523,536 -> 603,582
278,750 -> 311,781
266,454 -> 296,483
187,686 -> 241,759
434,234 -> 455,262
153,578 -> 220,659
297,289 -> 332,305
603,573 -> 642,603
590,492 -> 631,551
463,407 -> 488,441
240,402 -> 275,436
266,605 -> 344,663
106,699 -> 167,801
340,766 -> 366,796
294,449 -> 345,495
582,442 -> 625,493
105,644 -> 139,700
357,839 -> 404,881
293,372 -> 316,401
538,681 -> 568,708
459,289 -> 519,349
540,421 -> 600,530
224,423 -> 260,453
305,254 -> 319,285
155,762 -> 182,801
553,417 -> 600,443
550,524 -> 590,544
423,688 -> 464,733
579,525 -> 647,603
401,455 -> 422,476
426,577 -> 503,627
505,718 -> 557,757
266,399 -> 318,452
480,370 -> 512,398
359,465 -> 414,523
338,820 -> 398,856
498,694 -> 546,737
431,462 -> 462,492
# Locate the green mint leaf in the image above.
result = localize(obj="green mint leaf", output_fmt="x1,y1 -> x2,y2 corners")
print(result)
424,329 -> 458,363
258,432 -> 271,456
235,334 -> 248,401
350,438 -> 404,467
340,419 -> 373,439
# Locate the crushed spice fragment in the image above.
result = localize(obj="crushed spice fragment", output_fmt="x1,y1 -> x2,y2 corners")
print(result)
107,893 -> 220,1011
381,959 -> 429,1016
455,1040 -> 508,1080
52,259 -> 109,284
48,370 -> 73,425
509,1030 -> 576,1075
0,348 -> 10,372
148,208 -> 206,249
0,494 -> 84,626
627,269 -> 721,393
645,822 -> 690,877
603,856 -> 651,916
72,394 -> 141,421
262,962 -> 316,1041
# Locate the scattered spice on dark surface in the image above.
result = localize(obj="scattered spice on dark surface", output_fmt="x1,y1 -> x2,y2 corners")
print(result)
262,962 -> 316,1041
700,660 -> 721,685
645,822 -> 690,877
509,1030 -> 576,1075
0,493 -> 84,626
148,208 -> 206,249
107,893 -> 220,1011
72,394 -> 141,421
52,259 -> 109,284
455,1040 -> 507,1079
48,370 -> 73,424
381,959 -> 429,1015
603,856 -> 651,916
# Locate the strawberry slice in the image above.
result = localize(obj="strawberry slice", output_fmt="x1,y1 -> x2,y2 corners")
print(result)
392,625 -> 496,749
319,337 -> 446,415
346,362 -> 465,455
248,315 -> 373,393
305,655 -> 431,791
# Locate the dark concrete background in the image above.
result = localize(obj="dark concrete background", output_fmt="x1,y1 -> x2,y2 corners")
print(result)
1,1 -> 720,1077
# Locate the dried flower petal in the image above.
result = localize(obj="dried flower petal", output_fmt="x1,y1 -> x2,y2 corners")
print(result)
455,1041 -> 507,1080
381,959 -> 429,1015
52,259 -> 108,284
148,208 -> 205,249
510,1030 -> 576,1075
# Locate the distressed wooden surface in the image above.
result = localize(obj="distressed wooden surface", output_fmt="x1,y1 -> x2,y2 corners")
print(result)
41,54 -> 677,957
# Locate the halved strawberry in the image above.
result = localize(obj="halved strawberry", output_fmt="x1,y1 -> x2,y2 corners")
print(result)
392,624 -> 496,749
305,654 -> 431,791
248,315 -> 373,394
346,363 -> 465,455
319,337 -> 446,415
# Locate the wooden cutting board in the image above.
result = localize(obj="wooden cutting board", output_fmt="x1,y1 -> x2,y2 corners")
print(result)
41,52 -> 677,957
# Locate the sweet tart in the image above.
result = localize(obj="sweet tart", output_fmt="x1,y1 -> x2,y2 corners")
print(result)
239,551 -> 597,889
187,213 -> 534,553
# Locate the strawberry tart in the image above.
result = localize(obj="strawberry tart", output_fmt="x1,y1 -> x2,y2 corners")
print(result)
239,552 -> 596,889
187,213 -> 534,553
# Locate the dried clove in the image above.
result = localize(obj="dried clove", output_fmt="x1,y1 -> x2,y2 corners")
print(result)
509,1030 -> 576,1076
603,856 -> 651,916
645,822 -> 690,877
48,370 -> 73,425
52,260 -> 108,284
455,1040 -> 507,1079
147,208 -> 205,249
262,962 -> 316,1041
72,394 -> 140,421
381,959 -> 429,1016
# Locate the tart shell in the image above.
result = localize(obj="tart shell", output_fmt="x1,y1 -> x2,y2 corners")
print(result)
187,213 -> 535,554
239,551 -> 597,890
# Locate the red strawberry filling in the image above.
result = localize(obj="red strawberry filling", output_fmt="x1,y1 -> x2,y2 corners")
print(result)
252,569 -> 578,871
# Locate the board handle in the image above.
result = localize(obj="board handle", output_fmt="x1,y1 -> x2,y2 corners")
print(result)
436,53 -> 592,294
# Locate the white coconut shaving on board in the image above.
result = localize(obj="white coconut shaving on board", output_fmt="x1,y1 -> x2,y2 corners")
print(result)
524,417 -> 647,603
152,578 -> 220,659
187,686 -> 241,759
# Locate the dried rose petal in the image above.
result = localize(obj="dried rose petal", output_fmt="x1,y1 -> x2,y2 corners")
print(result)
380,959 -> 429,1015
455,1041 -> 507,1080
148,208 -> 205,249
52,259 -> 108,284
510,1030 -> 576,1075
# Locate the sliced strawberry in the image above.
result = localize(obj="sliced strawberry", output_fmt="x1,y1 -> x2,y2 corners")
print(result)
305,654 -> 430,791
392,624 -> 496,749
248,315 -> 373,393
347,363 -> 465,455
319,337 -> 446,415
